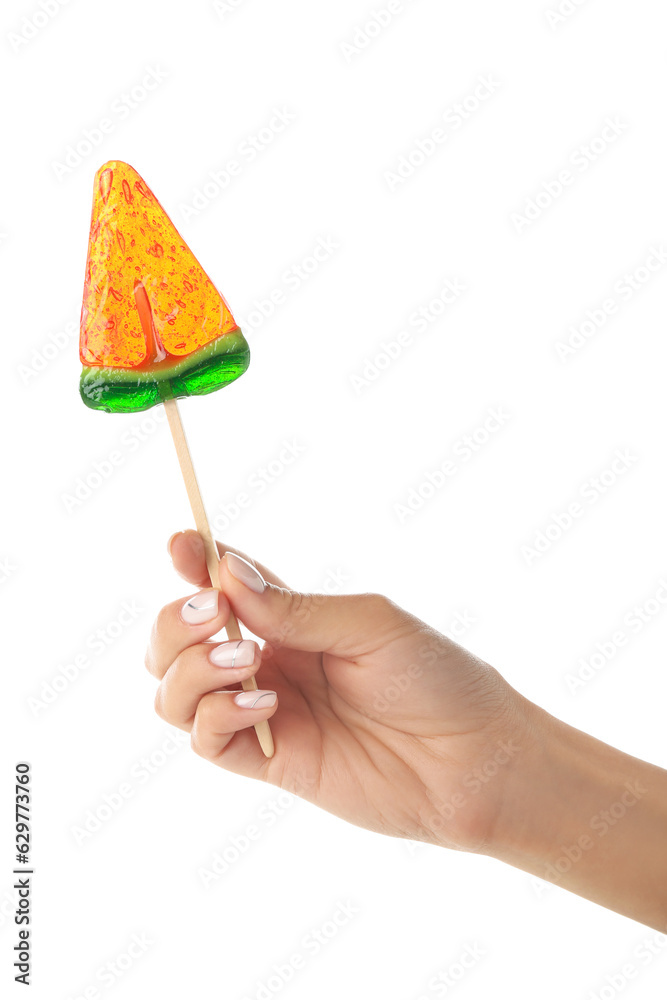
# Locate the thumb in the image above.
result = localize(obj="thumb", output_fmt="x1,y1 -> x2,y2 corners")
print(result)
219,552 -> 417,658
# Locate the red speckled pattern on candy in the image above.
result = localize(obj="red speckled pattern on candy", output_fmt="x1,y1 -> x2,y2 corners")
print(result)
79,160 -> 238,368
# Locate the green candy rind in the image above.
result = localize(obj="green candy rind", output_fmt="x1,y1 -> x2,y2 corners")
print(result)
80,331 -> 250,414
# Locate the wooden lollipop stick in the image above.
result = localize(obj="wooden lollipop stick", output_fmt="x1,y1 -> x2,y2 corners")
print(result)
163,396 -> 274,758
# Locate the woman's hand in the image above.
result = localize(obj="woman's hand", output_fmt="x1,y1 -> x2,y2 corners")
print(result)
146,530 -> 667,929
145,530 -> 531,854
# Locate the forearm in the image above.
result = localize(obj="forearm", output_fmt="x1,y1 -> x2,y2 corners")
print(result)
486,700 -> 667,930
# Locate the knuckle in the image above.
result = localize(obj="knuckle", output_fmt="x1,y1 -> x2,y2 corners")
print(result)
267,588 -> 317,645
154,603 -> 174,636
364,592 -> 414,638
189,728 -> 206,759
379,592 -> 409,619
364,592 -> 394,616
285,589 -> 308,619
168,649 -> 190,677
144,647 -> 157,677
190,702 -> 216,758
365,593 -> 393,611
153,686 -> 166,721
195,691 -> 219,730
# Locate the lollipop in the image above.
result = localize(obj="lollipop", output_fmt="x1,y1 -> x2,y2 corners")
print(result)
80,160 -> 249,413
79,160 -> 273,757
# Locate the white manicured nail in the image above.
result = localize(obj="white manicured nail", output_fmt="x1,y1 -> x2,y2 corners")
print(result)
234,690 -> 277,709
210,640 -> 256,668
181,590 -> 219,625
226,553 -> 266,594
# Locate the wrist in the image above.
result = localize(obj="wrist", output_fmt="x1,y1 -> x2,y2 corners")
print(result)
483,697 -> 667,928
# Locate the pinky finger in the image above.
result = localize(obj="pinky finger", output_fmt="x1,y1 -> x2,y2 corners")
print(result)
190,689 -> 278,763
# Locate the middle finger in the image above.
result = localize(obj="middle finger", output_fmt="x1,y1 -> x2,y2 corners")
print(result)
154,639 -> 262,730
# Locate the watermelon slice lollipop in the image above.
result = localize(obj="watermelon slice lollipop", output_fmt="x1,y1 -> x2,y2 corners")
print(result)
79,161 -> 273,757
79,160 -> 249,413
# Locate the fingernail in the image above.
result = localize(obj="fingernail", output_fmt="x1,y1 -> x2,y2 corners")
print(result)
167,531 -> 183,557
226,553 -> 266,594
234,690 -> 277,709
181,590 -> 219,625
210,640 -> 256,668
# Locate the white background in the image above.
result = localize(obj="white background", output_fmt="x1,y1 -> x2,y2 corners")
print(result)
2,0 -> 667,997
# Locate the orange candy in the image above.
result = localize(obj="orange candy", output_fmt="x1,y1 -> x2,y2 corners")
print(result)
80,161 -> 238,369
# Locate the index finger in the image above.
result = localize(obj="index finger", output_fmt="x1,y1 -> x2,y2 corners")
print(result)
168,530 -> 290,590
